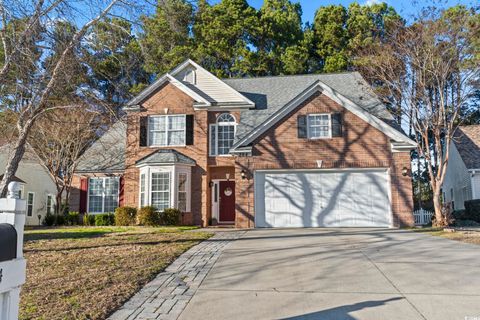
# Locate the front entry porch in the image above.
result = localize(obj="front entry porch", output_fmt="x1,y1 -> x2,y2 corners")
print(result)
208,166 -> 236,226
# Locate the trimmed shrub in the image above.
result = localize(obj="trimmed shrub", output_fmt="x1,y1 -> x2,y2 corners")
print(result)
464,200 -> 480,223
161,208 -> 181,226
137,206 -> 160,226
55,214 -> 65,226
95,213 -> 115,226
43,213 -> 55,226
453,209 -> 466,221
65,212 -> 80,225
115,206 -> 137,226
83,213 -> 95,226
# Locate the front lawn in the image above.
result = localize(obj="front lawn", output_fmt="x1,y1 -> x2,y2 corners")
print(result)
20,226 -> 212,320
413,227 -> 480,245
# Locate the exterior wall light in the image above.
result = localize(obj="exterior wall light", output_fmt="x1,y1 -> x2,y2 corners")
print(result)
241,170 -> 247,180
226,173 -> 230,181
402,167 -> 409,177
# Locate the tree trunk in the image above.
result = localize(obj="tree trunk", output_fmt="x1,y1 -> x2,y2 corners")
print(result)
0,119 -> 34,197
432,187 -> 443,226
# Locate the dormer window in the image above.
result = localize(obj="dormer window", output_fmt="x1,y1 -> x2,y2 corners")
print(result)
209,113 -> 236,156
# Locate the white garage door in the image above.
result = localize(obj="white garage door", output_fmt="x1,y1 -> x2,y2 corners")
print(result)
255,170 -> 391,228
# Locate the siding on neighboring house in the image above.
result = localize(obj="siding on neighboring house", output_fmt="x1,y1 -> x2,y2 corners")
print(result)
0,147 -> 57,225
472,174 -> 480,199
443,142 -> 472,209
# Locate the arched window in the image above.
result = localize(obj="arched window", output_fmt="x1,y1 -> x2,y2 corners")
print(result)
210,113 -> 236,156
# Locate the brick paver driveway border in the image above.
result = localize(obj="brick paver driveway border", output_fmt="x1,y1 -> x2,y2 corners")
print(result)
108,230 -> 245,320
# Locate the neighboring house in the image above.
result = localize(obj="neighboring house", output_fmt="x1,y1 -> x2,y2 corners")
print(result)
443,125 -> 480,210
0,143 -> 57,225
70,59 -> 416,228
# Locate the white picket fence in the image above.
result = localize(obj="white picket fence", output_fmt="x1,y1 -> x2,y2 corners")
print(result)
0,183 -> 27,320
413,208 -> 434,225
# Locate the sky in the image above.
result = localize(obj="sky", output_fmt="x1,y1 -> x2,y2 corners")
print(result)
210,0 -> 477,24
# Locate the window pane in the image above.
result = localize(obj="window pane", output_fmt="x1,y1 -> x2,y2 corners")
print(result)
217,125 -> 235,155
168,115 -> 185,130
308,115 -> 330,138
178,193 -> 187,212
88,178 -> 103,196
27,193 -> 34,216
151,172 -> 170,211
210,125 -> 216,155
178,173 -> 187,212
47,195 -> 53,215
140,174 -> 146,207
150,131 -> 166,146
149,117 -> 166,146
149,116 -> 165,130
168,131 -> 184,145
178,174 -> 187,192
151,192 -> 169,211
89,196 -> 102,213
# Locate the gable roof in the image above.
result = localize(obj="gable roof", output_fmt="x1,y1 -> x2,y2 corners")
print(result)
126,59 -> 254,109
224,72 -> 415,149
76,121 -> 126,173
136,149 -> 196,167
453,125 -> 480,169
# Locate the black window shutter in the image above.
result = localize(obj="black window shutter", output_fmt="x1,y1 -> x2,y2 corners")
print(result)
297,115 -> 307,138
331,113 -> 343,137
139,116 -> 148,147
186,114 -> 194,145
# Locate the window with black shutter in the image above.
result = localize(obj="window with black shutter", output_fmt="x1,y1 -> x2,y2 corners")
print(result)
331,113 -> 343,137
297,115 -> 307,138
186,114 -> 194,145
139,116 -> 148,147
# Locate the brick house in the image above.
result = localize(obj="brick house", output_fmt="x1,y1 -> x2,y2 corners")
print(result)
70,59 -> 416,228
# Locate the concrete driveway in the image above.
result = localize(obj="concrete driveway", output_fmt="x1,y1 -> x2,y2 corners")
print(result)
179,228 -> 480,320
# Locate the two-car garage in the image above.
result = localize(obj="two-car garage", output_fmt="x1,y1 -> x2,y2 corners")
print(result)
254,169 -> 392,228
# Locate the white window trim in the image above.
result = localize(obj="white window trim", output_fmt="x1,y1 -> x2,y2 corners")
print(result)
87,177 -> 120,214
27,192 -> 35,217
46,194 -> 55,215
147,114 -> 187,147
18,185 -> 24,200
139,165 -> 191,212
209,114 -> 237,157
307,113 -> 332,139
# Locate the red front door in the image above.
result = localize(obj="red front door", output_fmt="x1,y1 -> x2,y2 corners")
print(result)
219,181 -> 235,222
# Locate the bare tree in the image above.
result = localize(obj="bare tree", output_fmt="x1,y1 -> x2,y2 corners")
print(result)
0,0 -> 138,196
29,106 -> 108,215
356,6 -> 479,225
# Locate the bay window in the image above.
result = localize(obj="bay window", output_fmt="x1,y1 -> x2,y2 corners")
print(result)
138,166 -> 191,212
88,177 -> 119,213
209,113 -> 236,156
148,115 -> 186,146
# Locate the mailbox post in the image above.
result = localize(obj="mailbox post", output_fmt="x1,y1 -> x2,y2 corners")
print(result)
0,181 -> 27,320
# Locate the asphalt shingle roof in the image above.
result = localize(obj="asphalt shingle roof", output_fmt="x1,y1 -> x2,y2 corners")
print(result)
77,72 -> 405,174
223,72 -> 399,144
454,125 -> 480,169
76,121 -> 126,173
136,149 -> 196,166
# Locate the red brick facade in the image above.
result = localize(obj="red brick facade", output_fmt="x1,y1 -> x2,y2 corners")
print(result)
72,83 -> 414,228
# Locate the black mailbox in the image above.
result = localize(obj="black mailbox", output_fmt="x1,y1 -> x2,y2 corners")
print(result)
0,223 -> 17,262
